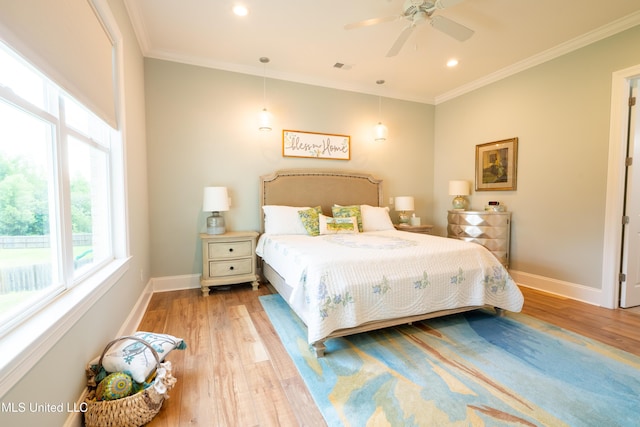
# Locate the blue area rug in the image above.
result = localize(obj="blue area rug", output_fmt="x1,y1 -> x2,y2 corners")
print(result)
260,294 -> 640,426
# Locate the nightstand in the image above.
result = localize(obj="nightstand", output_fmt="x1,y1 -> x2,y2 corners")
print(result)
394,224 -> 434,234
200,231 -> 259,296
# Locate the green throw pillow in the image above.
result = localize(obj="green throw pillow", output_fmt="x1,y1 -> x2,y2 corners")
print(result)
332,205 -> 363,232
298,206 -> 322,236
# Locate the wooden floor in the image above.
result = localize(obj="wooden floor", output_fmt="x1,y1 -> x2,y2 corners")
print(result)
141,284 -> 640,427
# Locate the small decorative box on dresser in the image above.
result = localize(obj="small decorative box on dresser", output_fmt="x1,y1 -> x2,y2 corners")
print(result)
394,224 -> 434,234
447,210 -> 511,268
200,231 -> 259,296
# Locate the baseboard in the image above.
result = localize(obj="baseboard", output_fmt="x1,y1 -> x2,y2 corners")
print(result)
151,273 -> 201,292
63,389 -> 89,427
509,269 -> 604,306
115,279 -> 154,337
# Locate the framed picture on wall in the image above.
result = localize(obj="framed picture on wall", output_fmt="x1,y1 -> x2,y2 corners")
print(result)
475,137 -> 518,191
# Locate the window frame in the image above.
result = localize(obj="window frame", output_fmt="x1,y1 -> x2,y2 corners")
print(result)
0,0 -> 129,399
0,43 -> 118,336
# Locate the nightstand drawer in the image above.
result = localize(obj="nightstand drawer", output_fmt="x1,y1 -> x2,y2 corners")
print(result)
208,258 -> 253,277
208,240 -> 252,259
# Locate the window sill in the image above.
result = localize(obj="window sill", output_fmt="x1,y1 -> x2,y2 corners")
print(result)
0,257 -> 131,398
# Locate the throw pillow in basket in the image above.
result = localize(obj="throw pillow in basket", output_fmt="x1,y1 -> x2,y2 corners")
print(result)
97,331 -> 186,383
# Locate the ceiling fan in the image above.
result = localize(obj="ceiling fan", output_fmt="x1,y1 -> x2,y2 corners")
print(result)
344,0 -> 474,57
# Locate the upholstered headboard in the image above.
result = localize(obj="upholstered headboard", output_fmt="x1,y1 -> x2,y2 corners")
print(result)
259,169 -> 383,230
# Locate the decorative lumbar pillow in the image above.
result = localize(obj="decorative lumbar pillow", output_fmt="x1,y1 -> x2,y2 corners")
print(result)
361,205 -> 394,231
100,332 -> 186,383
298,206 -> 322,236
319,214 -> 359,235
332,205 -> 363,232
262,205 -> 310,235
96,372 -> 134,401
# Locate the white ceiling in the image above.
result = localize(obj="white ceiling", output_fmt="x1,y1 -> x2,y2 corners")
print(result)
123,0 -> 640,104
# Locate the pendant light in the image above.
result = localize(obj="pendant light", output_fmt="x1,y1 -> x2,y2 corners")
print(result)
258,57 -> 272,132
374,79 -> 388,141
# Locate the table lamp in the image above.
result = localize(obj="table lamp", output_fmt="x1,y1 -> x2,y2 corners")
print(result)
203,187 -> 229,234
448,180 -> 470,210
394,196 -> 414,225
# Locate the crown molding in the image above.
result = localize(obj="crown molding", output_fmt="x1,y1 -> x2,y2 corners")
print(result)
127,3 -> 640,106
435,12 -> 640,104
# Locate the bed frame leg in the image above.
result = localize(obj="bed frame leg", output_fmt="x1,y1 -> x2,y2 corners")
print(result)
311,341 -> 326,358
495,307 -> 506,317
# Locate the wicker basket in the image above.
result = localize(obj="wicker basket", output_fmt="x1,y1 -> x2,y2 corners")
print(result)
84,336 -> 176,427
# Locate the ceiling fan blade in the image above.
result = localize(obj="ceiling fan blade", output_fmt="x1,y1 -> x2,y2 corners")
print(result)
386,25 -> 415,57
344,15 -> 399,30
430,15 -> 474,41
435,0 -> 466,9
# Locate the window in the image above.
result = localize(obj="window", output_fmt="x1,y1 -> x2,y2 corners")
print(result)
0,41 -> 117,336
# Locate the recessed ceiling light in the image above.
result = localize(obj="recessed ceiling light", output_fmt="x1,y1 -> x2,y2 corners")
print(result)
233,4 -> 248,16
447,58 -> 459,68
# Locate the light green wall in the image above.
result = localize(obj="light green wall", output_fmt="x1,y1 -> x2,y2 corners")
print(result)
434,25 -> 640,288
145,59 -> 435,277
146,24 -> 640,290
0,1 -> 150,425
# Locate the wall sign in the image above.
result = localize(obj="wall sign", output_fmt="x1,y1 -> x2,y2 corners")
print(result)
282,130 -> 350,160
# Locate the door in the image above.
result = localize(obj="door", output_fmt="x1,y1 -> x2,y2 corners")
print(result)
620,80 -> 640,307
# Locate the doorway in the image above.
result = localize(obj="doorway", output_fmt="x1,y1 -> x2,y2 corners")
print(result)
603,65 -> 640,309
620,79 -> 640,307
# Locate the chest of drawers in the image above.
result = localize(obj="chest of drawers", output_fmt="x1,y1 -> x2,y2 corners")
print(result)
447,210 -> 511,268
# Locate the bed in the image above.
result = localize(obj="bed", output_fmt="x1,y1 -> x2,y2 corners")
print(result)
257,169 -> 524,357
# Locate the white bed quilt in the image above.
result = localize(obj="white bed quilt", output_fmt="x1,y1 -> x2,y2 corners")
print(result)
256,230 -> 524,344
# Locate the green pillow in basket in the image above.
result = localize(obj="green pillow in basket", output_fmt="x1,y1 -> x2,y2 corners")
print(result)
99,331 -> 186,383
96,372 -> 134,401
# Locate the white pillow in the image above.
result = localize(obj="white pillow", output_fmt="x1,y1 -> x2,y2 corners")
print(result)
361,205 -> 394,231
99,332 -> 186,383
319,214 -> 359,234
262,205 -> 309,235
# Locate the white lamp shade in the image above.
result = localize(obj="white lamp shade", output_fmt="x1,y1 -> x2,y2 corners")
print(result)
374,122 -> 388,141
259,108 -> 272,131
203,187 -> 229,212
394,196 -> 414,211
448,180 -> 470,196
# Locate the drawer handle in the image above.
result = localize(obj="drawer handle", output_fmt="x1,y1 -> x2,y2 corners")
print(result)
228,248 -> 234,252
229,266 -> 234,271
